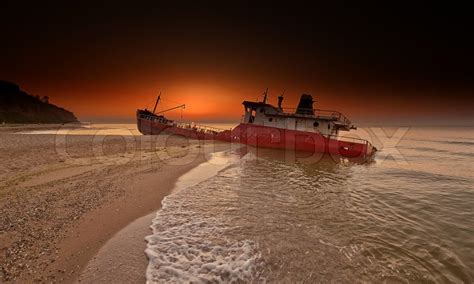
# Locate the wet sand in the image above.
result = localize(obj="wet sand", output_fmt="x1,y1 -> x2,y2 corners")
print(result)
77,212 -> 155,283
0,124 -> 228,283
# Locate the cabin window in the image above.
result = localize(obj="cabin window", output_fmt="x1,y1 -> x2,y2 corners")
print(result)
259,108 -> 264,113
313,121 -> 319,127
249,109 -> 256,123
269,118 -> 273,122
328,124 -> 331,129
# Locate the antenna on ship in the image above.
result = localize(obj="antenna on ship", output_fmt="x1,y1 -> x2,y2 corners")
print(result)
152,92 -> 161,114
262,88 -> 268,104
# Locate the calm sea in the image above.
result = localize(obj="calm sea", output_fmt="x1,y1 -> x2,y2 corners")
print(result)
144,126 -> 474,283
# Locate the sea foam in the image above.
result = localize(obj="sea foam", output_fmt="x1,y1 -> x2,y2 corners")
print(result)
145,151 -> 262,283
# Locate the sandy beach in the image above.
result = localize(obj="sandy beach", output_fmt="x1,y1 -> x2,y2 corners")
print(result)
0,124 -> 229,283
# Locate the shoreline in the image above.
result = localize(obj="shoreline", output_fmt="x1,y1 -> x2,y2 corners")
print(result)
77,150 -> 235,283
0,125 -> 230,283
77,212 -> 156,283
58,157 -> 209,283
52,144 -> 229,283
72,155 -> 213,283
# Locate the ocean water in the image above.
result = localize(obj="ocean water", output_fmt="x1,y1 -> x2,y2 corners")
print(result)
145,127 -> 474,283
18,123 -> 237,136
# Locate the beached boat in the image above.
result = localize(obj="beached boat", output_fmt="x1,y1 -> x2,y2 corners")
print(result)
136,91 -> 377,158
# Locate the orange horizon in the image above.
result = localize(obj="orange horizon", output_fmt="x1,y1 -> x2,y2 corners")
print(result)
11,79 -> 474,124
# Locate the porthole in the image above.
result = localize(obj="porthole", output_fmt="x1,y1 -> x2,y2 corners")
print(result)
313,121 -> 319,127
259,108 -> 264,113
269,118 -> 273,122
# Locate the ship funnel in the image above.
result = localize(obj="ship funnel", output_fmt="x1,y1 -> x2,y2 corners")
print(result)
277,95 -> 284,110
296,94 -> 314,115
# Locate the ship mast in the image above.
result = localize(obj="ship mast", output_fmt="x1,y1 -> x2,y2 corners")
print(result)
151,92 -> 186,116
152,92 -> 161,114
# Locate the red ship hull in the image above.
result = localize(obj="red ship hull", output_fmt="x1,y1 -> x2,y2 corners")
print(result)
137,115 -> 375,159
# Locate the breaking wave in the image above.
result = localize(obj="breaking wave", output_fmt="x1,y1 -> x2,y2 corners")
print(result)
145,152 -> 263,283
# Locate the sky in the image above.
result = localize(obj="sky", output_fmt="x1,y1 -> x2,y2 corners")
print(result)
1,1 -> 473,124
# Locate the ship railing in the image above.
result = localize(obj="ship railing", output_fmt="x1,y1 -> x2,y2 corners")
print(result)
174,122 -> 227,134
280,108 -> 352,126
139,114 -> 226,134
140,114 -> 172,124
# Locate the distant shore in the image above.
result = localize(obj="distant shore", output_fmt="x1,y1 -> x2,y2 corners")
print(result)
0,125 -> 229,282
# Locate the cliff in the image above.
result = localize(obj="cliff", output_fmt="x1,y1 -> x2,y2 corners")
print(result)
0,80 -> 78,123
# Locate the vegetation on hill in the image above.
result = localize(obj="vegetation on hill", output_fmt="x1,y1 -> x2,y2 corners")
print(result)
0,80 -> 78,123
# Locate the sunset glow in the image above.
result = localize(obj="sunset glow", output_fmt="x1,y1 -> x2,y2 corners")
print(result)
1,2 -> 472,125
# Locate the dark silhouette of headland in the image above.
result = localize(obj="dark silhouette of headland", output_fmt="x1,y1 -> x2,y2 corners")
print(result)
0,80 -> 78,123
